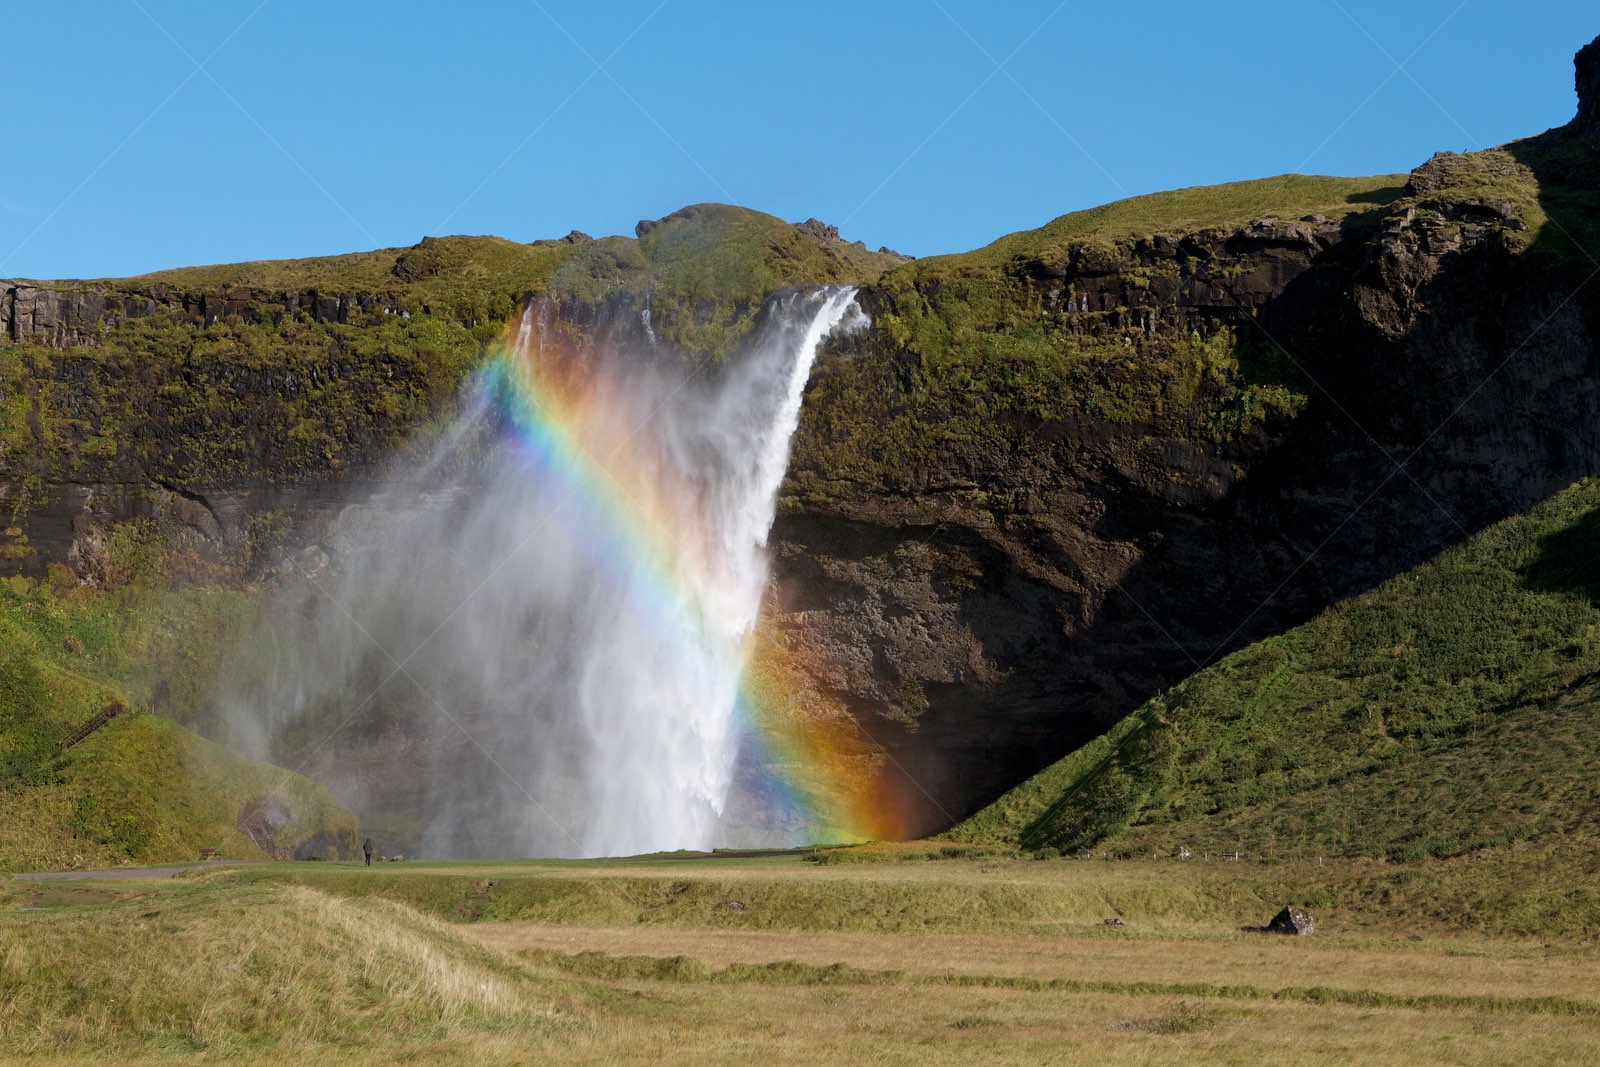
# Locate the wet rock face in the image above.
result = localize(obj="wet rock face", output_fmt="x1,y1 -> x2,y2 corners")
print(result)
236,796 -> 357,860
236,796 -> 292,855
291,828 -> 358,862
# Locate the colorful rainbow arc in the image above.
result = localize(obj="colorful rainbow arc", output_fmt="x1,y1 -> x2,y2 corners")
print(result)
475,304 -> 914,846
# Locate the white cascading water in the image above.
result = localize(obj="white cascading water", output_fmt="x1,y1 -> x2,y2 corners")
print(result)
221,287 -> 865,858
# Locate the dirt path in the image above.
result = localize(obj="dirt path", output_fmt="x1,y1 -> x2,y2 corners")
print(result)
465,922 -> 1600,1002
12,860 -> 265,881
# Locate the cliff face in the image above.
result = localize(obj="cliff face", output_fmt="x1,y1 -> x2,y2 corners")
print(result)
1577,34 -> 1600,138
764,64 -> 1600,827
3,42 -> 1598,835
0,209 -> 899,582
3,282 -> 366,346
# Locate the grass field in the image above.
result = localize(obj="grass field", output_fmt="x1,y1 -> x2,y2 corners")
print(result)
5,852 -> 1598,1064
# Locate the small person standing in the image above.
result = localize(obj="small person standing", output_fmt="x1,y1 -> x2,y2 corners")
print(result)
362,837 -> 374,867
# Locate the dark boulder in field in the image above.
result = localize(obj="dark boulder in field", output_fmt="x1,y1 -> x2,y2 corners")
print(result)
1267,905 -> 1316,935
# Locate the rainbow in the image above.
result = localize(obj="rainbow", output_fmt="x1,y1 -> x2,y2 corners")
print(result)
476,301 -> 920,845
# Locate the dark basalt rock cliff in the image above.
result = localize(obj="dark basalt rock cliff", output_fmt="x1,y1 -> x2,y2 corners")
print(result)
4,39 -> 1598,835
3,283 -> 369,345
762,41 -> 1600,830
1577,34 -> 1600,138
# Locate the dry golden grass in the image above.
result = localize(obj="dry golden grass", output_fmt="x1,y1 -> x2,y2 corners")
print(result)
0,884 -> 559,1057
526,973 -> 1600,1067
15,991 -> 1600,1067
8,858 -> 1600,1065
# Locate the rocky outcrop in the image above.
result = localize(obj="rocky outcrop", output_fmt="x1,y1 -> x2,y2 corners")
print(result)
236,796 -> 358,860
794,217 -> 872,252
1576,35 -> 1600,138
1007,213 -> 1352,336
795,218 -> 843,242
1,279 -> 393,346
1267,905 -> 1316,935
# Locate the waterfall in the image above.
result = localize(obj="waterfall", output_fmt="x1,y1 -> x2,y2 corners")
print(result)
222,287 -> 866,858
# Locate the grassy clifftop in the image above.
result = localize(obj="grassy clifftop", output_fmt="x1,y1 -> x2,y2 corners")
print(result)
15,202 -> 902,353
898,172 -> 1407,279
952,478 -> 1600,863
0,204 -> 902,501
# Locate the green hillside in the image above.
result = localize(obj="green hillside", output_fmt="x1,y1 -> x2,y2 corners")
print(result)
0,575 -> 354,871
904,171 -> 1407,278
953,477 -> 1600,862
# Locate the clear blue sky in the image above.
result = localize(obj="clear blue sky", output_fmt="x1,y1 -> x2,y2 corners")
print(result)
3,1 -> 1595,280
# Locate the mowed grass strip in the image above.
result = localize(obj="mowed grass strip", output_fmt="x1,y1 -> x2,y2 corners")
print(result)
226,856 -> 1283,933
226,846 -> 1600,940
519,946 -> 1600,1020
515,956 -> 1600,1067
463,923 -> 1600,1003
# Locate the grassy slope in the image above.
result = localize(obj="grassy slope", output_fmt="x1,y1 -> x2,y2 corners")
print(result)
900,172 -> 1407,278
0,577 -> 354,871
0,880 -> 560,1057
99,202 -> 898,295
954,477 -> 1600,866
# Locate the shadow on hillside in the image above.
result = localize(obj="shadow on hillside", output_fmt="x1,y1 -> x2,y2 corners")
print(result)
1521,505 -> 1600,605
1338,184 -> 1408,233
1501,127 -> 1600,264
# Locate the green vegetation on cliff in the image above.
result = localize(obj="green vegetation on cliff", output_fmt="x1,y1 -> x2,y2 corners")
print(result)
4,310 -> 486,496
782,174 -> 1418,511
787,123 -> 1600,510
0,576 -> 353,871
953,478 -> 1600,863
908,172 -> 1407,275
2,206 -> 900,499
1404,133 -> 1600,264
